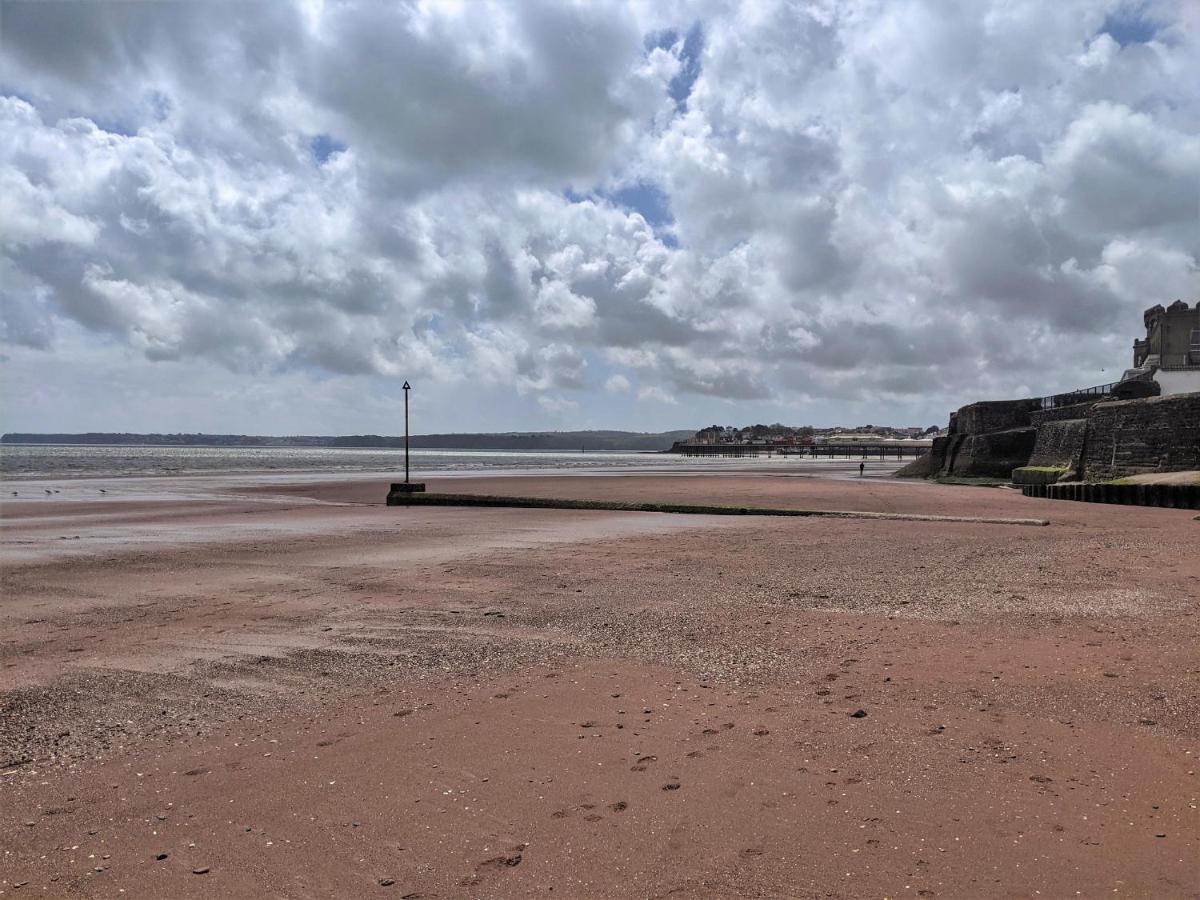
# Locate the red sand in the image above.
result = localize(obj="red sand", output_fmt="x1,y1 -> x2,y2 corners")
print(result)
1,473 -> 1197,897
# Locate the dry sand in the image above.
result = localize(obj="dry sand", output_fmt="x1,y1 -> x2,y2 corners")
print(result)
1,472 -> 1197,898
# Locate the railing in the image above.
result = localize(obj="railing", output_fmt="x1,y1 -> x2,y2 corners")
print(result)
1037,370 -> 1155,410
1038,381 -> 1118,410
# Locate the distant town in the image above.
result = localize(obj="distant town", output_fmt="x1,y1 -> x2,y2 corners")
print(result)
678,422 -> 945,449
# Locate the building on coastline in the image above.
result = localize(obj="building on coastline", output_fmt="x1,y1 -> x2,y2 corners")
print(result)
818,432 -> 933,448
1128,300 -> 1200,396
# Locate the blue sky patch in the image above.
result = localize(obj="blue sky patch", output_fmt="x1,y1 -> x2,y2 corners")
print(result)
565,182 -> 678,246
310,133 -> 347,164
670,23 -> 704,110
91,115 -> 137,137
1100,7 -> 1160,46
606,182 -> 673,228
147,90 -> 173,122
645,22 -> 704,111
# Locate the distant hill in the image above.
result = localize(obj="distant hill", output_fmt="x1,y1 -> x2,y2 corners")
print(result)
0,430 -> 695,452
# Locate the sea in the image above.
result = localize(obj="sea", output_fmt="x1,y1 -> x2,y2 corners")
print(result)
0,443 -> 701,480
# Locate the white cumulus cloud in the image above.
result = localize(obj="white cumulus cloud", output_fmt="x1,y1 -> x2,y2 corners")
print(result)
1,0 -> 1197,433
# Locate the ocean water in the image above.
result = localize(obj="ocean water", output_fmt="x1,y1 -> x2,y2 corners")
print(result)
0,443 -> 692,480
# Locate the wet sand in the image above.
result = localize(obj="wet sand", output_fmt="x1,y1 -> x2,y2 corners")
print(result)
1,472 -> 1198,897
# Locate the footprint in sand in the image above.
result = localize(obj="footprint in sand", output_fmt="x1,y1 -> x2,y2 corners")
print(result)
479,854 -> 523,869
465,845 -> 526,883
630,754 -> 657,772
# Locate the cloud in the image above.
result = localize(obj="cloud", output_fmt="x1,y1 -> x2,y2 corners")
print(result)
308,1 -> 671,191
637,385 -> 678,405
1,0 -> 1198,434
536,394 -> 580,415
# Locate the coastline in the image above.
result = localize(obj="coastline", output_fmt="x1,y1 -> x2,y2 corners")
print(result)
1,471 -> 1197,896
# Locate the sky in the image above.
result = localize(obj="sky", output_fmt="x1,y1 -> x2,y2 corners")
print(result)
1,0 -> 1198,435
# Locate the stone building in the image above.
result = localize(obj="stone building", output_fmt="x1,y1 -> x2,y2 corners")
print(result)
1130,300 -> 1200,396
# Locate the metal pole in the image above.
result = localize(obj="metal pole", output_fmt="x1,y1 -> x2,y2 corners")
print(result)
403,380 -> 411,484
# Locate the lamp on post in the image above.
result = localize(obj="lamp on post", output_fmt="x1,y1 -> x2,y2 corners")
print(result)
386,380 -> 426,504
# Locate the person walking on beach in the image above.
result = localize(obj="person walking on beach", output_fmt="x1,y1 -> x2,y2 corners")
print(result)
859,461 -> 865,477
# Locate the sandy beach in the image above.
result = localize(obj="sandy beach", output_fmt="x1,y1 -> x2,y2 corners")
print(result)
1,470 -> 1197,898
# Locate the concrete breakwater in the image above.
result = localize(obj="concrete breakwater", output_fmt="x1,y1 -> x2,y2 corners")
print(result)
386,490 -> 1049,525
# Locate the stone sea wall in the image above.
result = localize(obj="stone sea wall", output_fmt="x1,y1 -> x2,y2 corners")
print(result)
1027,418 -> 1089,470
1029,400 -> 1100,425
901,391 -> 1200,482
1081,392 -> 1200,481
920,399 -> 1038,478
949,429 -> 1039,478
954,399 -> 1040,435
